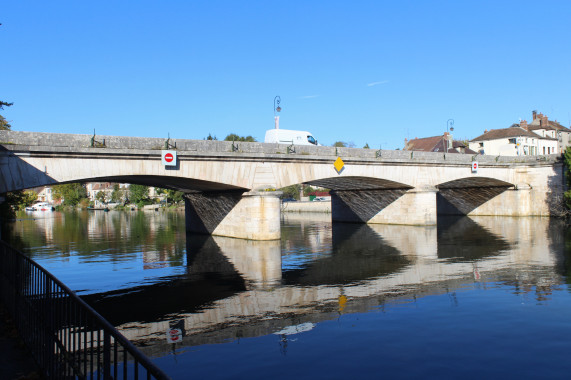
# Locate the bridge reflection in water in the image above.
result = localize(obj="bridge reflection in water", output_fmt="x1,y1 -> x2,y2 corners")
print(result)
76,214 -> 564,360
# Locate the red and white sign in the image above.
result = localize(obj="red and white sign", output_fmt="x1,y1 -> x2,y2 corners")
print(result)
161,150 -> 177,166
472,161 -> 478,173
166,328 -> 183,343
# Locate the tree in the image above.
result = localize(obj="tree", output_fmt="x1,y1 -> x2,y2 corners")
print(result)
21,190 -> 38,207
363,143 -> 370,149
0,190 -> 38,218
280,184 -> 301,200
96,191 -> 107,205
129,184 -> 151,207
110,184 -> 124,203
0,115 -> 11,130
333,141 -> 347,147
166,189 -> 184,203
0,100 -> 13,130
224,133 -> 256,142
205,133 -> 218,140
52,183 -> 88,206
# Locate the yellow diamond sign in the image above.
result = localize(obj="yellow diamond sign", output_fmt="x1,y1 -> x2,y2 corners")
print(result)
334,157 -> 345,173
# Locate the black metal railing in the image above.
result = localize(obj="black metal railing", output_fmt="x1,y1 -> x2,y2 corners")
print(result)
0,241 -> 170,379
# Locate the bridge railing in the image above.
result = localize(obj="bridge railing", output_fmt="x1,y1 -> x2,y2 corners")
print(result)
0,240 -> 170,380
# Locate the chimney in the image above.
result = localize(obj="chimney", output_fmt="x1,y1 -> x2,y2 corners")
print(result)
484,129 -> 488,133
532,110 -> 537,120
520,120 -> 528,130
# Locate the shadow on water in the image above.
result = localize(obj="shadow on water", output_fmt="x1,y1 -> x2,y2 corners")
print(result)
437,216 -> 512,262
81,233 -> 247,326
282,222 -> 411,286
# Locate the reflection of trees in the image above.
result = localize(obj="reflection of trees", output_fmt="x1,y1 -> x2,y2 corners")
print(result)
5,210 -> 186,268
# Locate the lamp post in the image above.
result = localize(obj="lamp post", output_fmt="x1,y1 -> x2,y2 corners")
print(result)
274,96 -> 281,129
445,119 -> 454,151
447,119 -> 454,133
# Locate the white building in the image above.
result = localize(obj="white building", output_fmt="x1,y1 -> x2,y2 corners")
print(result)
469,124 -> 558,156
525,111 -> 571,154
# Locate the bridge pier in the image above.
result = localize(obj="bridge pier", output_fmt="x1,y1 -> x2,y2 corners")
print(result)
331,187 -> 437,225
466,185 -> 554,217
185,190 -> 281,240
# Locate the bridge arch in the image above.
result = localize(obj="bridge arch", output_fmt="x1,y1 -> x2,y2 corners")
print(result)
436,177 -> 514,215
78,175 -> 248,193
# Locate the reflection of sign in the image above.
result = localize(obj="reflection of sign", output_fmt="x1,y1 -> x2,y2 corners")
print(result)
334,157 -> 344,173
166,328 -> 183,343
472,161 -> 478,173
161,150 -> 177,166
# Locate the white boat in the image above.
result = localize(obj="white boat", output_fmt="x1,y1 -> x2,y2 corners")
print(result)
25,202 -> 55,212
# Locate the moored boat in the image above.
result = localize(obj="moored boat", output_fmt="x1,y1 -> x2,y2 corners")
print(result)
25,202 -> 55,212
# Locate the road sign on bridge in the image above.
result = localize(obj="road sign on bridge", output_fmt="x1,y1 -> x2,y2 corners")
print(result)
161,150 -> 177,166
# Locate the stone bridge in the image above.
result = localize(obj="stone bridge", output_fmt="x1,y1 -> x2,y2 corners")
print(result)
0,130 -> 564,239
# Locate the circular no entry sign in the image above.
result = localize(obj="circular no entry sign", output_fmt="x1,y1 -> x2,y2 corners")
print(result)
162,150 -> 177,166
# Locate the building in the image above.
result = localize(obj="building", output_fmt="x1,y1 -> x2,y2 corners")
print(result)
404,133 -> 477,154
33,186 -> 58,204
524,111 -> 571,154
469,124 -> 557,156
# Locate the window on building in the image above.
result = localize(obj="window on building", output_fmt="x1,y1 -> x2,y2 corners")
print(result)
543,147 -> 546,154
479,142 -> 484,147
508,138 -> 516,144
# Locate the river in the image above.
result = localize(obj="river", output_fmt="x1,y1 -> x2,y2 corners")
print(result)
3,210 -> 571,379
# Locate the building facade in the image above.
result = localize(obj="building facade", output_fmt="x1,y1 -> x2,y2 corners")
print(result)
469,124 -> 558,156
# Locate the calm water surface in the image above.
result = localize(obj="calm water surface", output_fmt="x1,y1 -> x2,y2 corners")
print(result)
3,210 -> 571,379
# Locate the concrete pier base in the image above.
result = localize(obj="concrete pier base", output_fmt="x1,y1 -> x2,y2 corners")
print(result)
468,186 -> 552,217
331,188 -> 437,226
185,190 -> 282,240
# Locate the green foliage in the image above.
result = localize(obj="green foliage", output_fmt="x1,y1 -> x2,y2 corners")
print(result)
363,143 -> 370,149
565,147 -> 571,187
0,101 -> 13,109
332,141 -> 356,148
205,133 -> 218,140
563,147 -> 571,211
0,191 -> 26,218
21,190 -> 38,207
154,188 -> 184,204
167,189 -> 184,203
0,101 -> 13,130
280,184 -> 301,200
95,191 -> 107,204
52,183 -> 88,206
0,115 -> 11,130
129,184 -> 151,207
110,184 -> 124,203
224,133 -> 256,142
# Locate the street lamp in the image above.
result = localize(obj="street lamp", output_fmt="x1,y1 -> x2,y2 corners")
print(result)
447,119 -> 454,133
274,96 -> 282,129
444,119 -> 455,151
274,96 -> 281,115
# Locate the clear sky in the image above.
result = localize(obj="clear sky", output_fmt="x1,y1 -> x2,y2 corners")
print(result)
2,1 -> 571,149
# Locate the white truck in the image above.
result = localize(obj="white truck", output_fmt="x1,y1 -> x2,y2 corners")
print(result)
264,129 -> 319,146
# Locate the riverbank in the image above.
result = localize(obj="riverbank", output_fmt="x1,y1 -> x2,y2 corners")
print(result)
281,200 -> 331,213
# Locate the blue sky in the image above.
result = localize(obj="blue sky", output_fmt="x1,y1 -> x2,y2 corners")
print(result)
2,1 -> 571,149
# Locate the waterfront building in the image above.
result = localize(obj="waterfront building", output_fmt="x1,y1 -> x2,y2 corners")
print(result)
469,124 -> 557,156
404,133 -> 476,154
